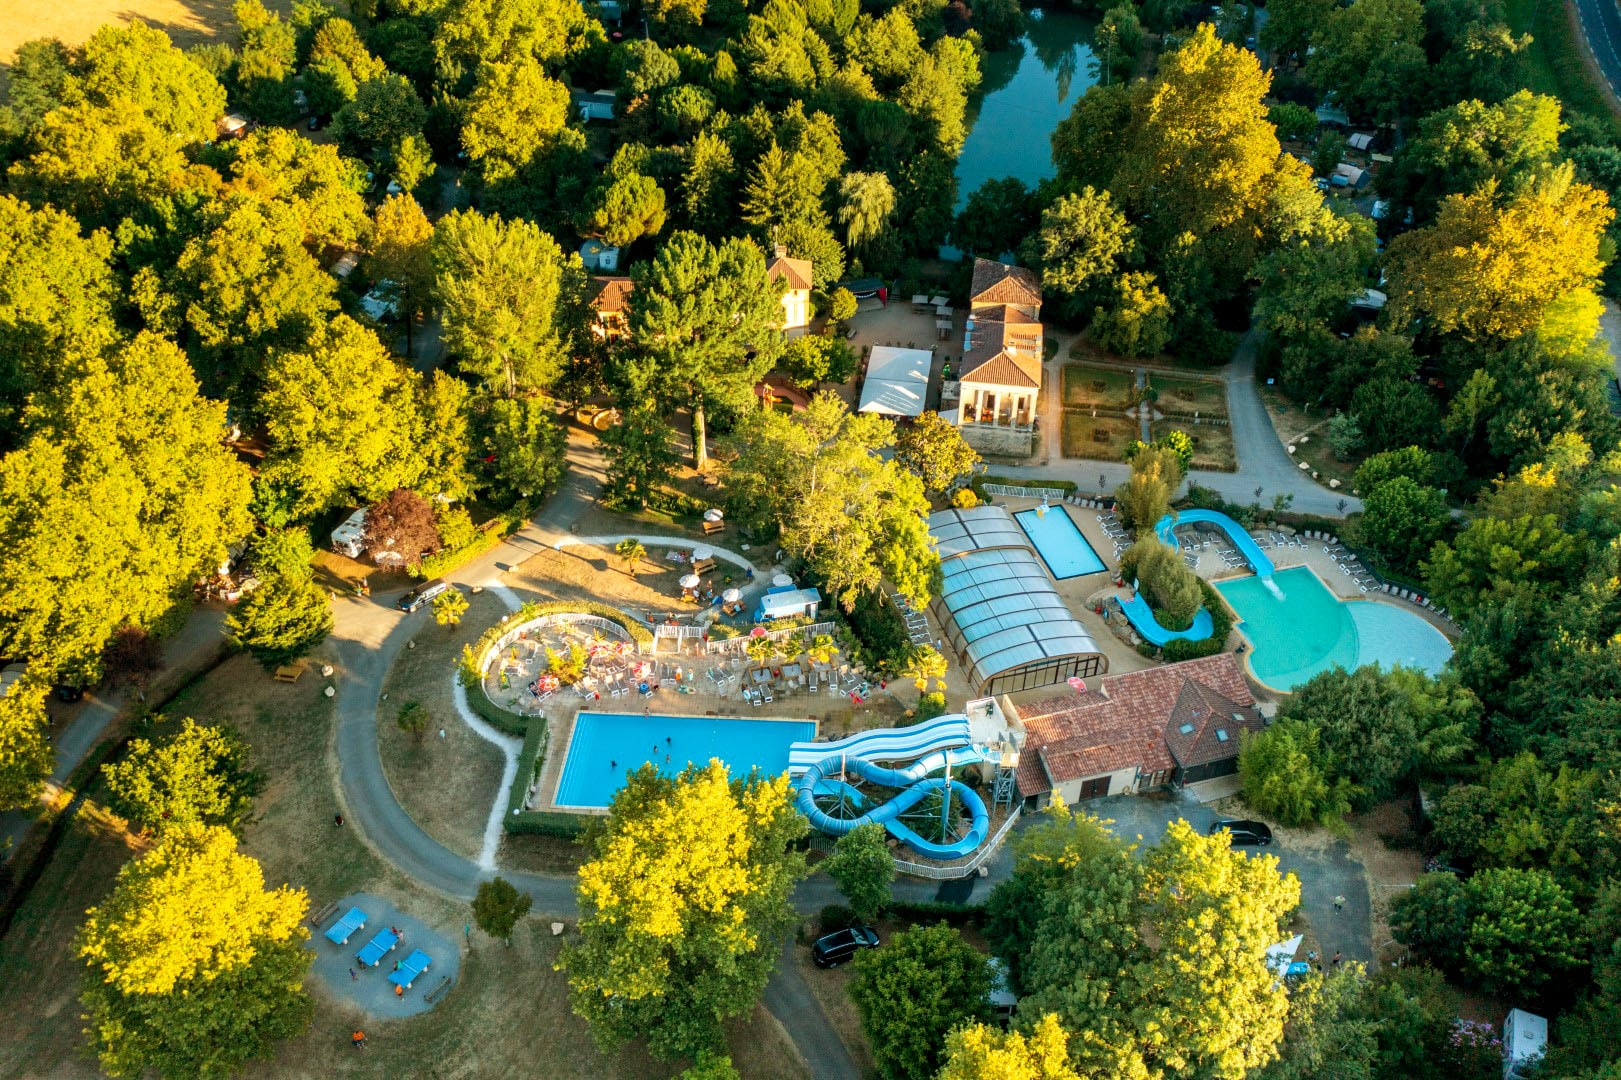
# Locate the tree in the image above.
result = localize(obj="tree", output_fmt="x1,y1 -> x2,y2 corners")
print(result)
1267,102 -> 1321,141
680,1051 -> 743,1080
473,876 -> 533,945
476,395 -> 565,504
1305,0 -> 1427,124
849,922 -> 994,1080
362,488 -> 441,569
1328,414 -> 1364,461
104,718 -> 259,835
1383,92 -> 1562,223
257,317 -> 425,518
433,589 -> 469,627
612,538 -> 648,580
78,825 -> 312,1078
1253,966 -> 1380,1080
1114,446 -> 1181,535
235,0 -> 299,123
836,171 -> 896,252
102,626 -> 165,689
894,412 -> 980,495
1358,478 -> 1448,573
899,644 -> 948,692
333,73 -> 427,160
0,333 -> 253,683
462,59 -> 573,183
779,334 -> 858,388
0,672 -> 53,813
827,287 -> 858,323
953,177 -> 1037,258
417,372 -> 479,503
1091,271 -> 1172,358
224,128 -> 372,249
723,393 -> 938,608
1021,188 -> 1135,323
225,573 -> 333,668
76,20 -> 227,144
434,208 -> 578,396
629,232 -> 786,468
1238,718 -> 1355,827
1122,537 -> 1202,630
582,173 -> 668,248
1422,513 -> 1587,621
10,102 -> 190,230
1384,167 -> 1613,342
369,194 -> 436,357
1354,447 -> 1435,493
938,1014 -> 1081,1080
560,762 -> 807,1061
823,822 -> 893,920
397,700 -> 430,742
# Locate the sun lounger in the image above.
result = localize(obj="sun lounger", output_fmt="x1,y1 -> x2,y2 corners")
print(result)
357,927 -> 401,968
388,949 -> 432,990
324,906 -> 366,946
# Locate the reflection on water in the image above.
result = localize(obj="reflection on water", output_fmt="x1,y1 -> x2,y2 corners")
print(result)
951,9 -> 1098,214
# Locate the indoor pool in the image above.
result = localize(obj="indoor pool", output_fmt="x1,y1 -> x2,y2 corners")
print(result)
1215,566 -> 1453,691
554,712 -> 817,808
1015,507 -> 1108,579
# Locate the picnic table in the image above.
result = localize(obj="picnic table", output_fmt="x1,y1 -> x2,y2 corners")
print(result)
911,293 -> 929,312
324,906 -> 366,946
388,949 -> 433,990
356,927 -> 400,968
929,294 -> 949,308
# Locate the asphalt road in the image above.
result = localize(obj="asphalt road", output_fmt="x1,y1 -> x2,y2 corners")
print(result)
1572,0 -> 1621,100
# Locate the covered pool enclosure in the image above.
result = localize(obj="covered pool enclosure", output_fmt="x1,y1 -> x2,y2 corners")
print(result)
927,507 -> 1108,696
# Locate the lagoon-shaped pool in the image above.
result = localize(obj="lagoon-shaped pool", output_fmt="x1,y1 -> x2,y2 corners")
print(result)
1215,566 -> 1453,691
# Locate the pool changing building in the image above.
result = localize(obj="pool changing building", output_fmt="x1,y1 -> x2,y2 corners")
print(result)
927,506 -> 1108,696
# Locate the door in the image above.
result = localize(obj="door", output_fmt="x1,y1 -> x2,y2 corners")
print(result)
1079,776 -> 1111,800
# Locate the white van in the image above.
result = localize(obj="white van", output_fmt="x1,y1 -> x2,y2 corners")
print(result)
398,579 -> 449,613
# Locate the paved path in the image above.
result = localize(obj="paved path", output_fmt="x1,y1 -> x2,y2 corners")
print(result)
1018,331 -> 1360,517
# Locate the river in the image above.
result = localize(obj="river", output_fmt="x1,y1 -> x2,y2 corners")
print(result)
951,8 -> 1100,213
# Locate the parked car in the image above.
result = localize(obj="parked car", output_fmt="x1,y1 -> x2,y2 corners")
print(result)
1209,819 -> 1274,846
812,926 -> 879,968
398,579 -> 449,613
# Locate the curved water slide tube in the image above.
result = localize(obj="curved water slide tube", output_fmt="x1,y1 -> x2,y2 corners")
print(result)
793,745 -> 990,860
1155,509 -> 1276,579
1114,591 -> 1215,647
787,716 -> 972,775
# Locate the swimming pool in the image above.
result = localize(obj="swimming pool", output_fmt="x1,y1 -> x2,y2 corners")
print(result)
554,712 -> 817,808
1215,566 -> 1453,691
1014,507 -> 1108,579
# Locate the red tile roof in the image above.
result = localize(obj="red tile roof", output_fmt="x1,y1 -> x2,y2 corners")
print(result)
588,276 -> 634,313
767,252 -> 813,292
1014,654 -> 1263,796
970,258 -> 1042,308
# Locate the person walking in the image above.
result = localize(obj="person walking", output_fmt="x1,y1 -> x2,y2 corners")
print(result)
334,813 -> 344,827
1333,894 -> 1346,912
348,967 -> 357,982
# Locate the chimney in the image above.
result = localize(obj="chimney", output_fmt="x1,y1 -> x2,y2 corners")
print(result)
773,242 -> 787,259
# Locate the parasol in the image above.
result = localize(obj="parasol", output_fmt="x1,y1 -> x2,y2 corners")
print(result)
771,573 -> 793,588
679,573 -> 701,589
691,547 -> 713,561
1068,677 -> 1088,693
722,587 -> 741,603
704,508 -> 724,522
750,626 -> 767,638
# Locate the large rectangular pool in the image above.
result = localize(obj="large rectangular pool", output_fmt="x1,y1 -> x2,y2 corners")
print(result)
554,712 -> 817,808
1014,507 -> 1108,579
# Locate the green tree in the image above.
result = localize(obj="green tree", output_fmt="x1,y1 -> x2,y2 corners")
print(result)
1357,478 -> 1448,573
225,573 -> 333,668
77,19 -> 227,143
369,194 -> 437,357
224,128 -> 373,250
417,372 -> 479,503
779,334 -> 858,388
396,700 -> 430,742
615,538 -> 648,577
850,922 -> 994,1080
823,822 -> 893,921
249,529 -> 314,582
827,287 -> 858,323
1383,92 -> 1562,223
938,1014 -> 1081,1080
894,411 -> 980,495
235,0 -> 299,122
953,177 -> 1036,259
333,73 -> 427,160
476,395 -> 565,504
1238,718 -> 1356,827
1114,445 -> 1181,535
680,1050 -> 742,1080
433,589 -> 469,626
836,171 -> 896,252
560,761 -> 807,1060
1253,966 -> 1380,1080
104,718 -> 259,835
473,876 -> 533,945
78,824 -> 312,1078
434,208 -> 579,396
1122,536 -> 1202,630
723,393 -> 938,608
9,102 -> 189,230
1422,513 -> 1587,621
629,231 -> 785,468
462,58 -> 573,183
1267,102 -> 1321,141
1091,271 -> 1173,358
582,173 -> 669,248
0,672 -> 54,813
1353,447 -> 1435,493
602,406 -> 678,511
1306,0 -> 1427,124
1328,414 -> 1364,461
1021,187 -> 1135,323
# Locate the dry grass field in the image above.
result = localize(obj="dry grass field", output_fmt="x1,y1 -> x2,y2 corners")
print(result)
0,0 -> 292,67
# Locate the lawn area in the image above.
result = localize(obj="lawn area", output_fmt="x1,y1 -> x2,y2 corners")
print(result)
1148,373 -> 1228,418
1258,387 -> 1362,493
1505,0 -> 1621,137
1153,420 -> 1236,472
0,0 -> 292,64
378,588 -> 510,861
1062,413 -> 1138,461
1061,363 -> 1135,409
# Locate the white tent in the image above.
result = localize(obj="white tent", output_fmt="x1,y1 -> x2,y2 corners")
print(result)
858,346 -> 932,418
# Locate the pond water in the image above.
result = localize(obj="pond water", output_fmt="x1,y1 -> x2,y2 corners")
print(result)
951,8 -> 1100,213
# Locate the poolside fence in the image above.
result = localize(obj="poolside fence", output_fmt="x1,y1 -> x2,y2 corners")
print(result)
891,806 -> 1023,880
981,483 -> 1071,501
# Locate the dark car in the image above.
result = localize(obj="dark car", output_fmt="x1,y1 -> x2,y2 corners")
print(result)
811,926 -> 879,968
1210,819 -> 1274,846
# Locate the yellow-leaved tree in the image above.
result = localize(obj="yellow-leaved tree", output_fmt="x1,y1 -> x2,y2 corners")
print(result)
939,1013 -> 1081,1080
559,760 -> 807,1062
77,824 -> 312,1077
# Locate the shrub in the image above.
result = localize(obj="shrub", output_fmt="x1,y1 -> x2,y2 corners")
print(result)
819,903 -> 859,933
1238,718 -> 1355,827
844,592 -> 912,672
1121,537 -> 1201,630
1160,580 -> 1234,661
950,488 -> 979,509
504,810 -> 590,837
915,691 -> 949,720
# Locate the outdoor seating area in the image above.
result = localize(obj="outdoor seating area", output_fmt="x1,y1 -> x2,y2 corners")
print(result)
483,614 -> 637,710
323,906 -> 366,945
309,893 -> 458,1018
1097,510 -> 1131,562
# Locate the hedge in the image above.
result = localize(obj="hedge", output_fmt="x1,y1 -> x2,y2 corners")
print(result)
506,718 -> 549,817
464,682 -> 528,737
971,474 -> 1078,499
886,900 -> 986,927
413,497 -> 540,581
504,810 -> 591,838
1161,580 -> 1236,662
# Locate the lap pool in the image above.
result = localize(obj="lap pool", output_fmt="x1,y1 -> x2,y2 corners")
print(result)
554,712 -> 817,808
1215,566 -> 1453,691
1015,507 -> 1108,579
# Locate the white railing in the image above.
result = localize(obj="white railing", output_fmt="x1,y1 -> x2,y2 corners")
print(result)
706,621 -> 838,656
891,806 -> 1022,880
981,483 -> 1069,501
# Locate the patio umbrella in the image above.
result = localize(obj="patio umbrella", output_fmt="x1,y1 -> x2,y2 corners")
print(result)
772,573 -> 793,588
722,587 -> 741,603
691,547 -> 713,562
1068,677 -> 1088,693
704,508 -> 724,522
750,626 -> 767,638
679,573 -> 701,589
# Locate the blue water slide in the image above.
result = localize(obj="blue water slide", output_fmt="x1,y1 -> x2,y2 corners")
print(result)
1115,591 -> 1215,646
793,746 -> 990,860
1155,509 -> 1276,578
788,716 -> 972,774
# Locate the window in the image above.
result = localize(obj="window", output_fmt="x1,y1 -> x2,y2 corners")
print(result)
1216,729 -> 1229,743
1178,722 -> 1195,735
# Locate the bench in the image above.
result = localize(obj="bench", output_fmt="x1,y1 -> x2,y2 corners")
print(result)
308,900 -> 338,928
273,664 -> 304,683
701,520 -> 726,536
424,976 -> 453,1004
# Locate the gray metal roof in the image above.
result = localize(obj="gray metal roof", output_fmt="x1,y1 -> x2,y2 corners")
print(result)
927,507 -> 1102,689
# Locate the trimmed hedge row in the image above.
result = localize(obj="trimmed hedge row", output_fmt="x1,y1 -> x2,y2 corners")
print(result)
413,497 -> 540,581
971,474 -> 1078,498
886,900 -> 986,927
505,810 -> 591,838
465,682 -> 528,737
506,718 -> 549,817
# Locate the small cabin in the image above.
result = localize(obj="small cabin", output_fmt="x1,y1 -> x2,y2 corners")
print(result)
754,586 -> 822,622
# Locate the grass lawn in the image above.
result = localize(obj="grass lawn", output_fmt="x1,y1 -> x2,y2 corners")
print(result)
1505,0 -> 1621,136
1061,413 -> 1139,460
379,589 -> 510,861
1153,420 -> 1236,472
1148,374 -> 1228,418
0,0 -> 292,64
1061,363 -> 1135,409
